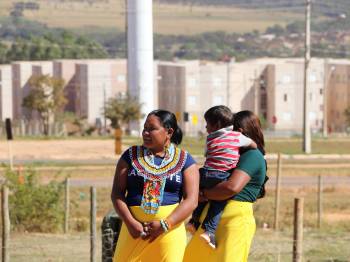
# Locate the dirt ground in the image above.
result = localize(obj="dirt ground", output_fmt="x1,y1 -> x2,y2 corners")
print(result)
0,139 -> 119,161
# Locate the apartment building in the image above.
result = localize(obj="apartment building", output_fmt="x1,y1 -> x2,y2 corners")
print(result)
74,59 -> 128,125
12,61 -> 53,120
3,57 -> 350,135
53,60 -> 80,113
263,58 -> 324,132
0,65 -> 13,121
228,60 -> 267,114
326,60 -> 350,132
230,58 -> 326,133
158,60 -> 231,136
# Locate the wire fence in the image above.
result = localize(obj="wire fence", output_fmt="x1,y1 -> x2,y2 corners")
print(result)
1,228 -> 349,262
1,160 -> 350,261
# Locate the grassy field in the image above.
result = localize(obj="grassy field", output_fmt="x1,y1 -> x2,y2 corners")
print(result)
2,186 -> 349,261
181,136 -> 350,155
4,229 -> 349,261
66,186 -> 350,231
1,136 -> 349,261
123,135 -> 350,155
0,0 -> 308,34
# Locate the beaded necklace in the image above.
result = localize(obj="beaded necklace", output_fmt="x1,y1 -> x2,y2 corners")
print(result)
129,144 -> 187,214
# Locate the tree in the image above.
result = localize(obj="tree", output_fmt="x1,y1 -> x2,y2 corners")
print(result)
22,75 -> 67,135
104,94 -> 142,132
0,42 -> 8,63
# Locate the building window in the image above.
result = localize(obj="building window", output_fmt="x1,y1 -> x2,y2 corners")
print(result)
282,75 -> 291,84
212,78 -> 222,88
188,77 -> 197,88
212,96 -> 223,105
309,73 -> 317,83
187,96 -> 197,106
284,94 -> 287,102
282,112 -> 292,121
309,111 -> 316,120
320,89 -> 323,95
117,75 -> 126,82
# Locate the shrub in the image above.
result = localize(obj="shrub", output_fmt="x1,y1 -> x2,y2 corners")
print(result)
3,166 -> 65,232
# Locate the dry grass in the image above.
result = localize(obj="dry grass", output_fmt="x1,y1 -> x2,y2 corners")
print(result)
0,0 -> 306,34
2,186 -> 349,261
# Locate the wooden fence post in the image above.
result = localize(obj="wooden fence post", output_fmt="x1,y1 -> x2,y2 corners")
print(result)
317,175 -> 323,228
293,197 -> 304,262
274,152 -> 282,230
90,187 -> 97,262
2,186 -> 10,262
64,178 -> 70,234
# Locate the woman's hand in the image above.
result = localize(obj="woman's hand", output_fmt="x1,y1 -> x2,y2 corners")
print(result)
125,219 -> 145,239
144,220 -> 165,243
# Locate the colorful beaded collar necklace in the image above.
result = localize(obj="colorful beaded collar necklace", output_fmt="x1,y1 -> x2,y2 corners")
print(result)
129,144 -> 187,214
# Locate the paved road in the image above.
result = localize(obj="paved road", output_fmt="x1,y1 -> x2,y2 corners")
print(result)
2,153 -> 350,166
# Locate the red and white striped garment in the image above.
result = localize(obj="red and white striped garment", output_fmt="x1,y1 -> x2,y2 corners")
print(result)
204,126 -> 252,172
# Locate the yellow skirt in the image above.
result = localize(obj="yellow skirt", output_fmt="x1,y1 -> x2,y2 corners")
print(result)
183,200 -> 256,262
113,204 -> 187,262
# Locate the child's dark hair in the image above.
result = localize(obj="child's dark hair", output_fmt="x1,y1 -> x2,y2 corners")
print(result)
148,109 -> 183,145
204,105 -> 233,129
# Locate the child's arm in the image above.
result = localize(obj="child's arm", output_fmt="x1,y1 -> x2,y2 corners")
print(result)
238,133 -> 257,149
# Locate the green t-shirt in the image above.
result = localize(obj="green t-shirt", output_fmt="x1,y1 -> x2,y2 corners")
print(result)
232,149 -> 266,202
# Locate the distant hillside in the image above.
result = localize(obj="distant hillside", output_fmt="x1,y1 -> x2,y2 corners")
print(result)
163,0 -> 349,18
0,0 -> 309,35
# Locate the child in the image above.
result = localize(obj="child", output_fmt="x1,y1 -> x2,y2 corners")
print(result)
186,105 -> 257,249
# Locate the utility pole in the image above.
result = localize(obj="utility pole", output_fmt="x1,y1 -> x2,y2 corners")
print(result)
303,0 -> 311,154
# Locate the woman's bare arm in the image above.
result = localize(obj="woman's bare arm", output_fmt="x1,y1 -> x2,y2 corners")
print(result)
111,158 -> 144,238
203,169 -> 251,201
166,164 -> 199,226
147,164 -> 199,242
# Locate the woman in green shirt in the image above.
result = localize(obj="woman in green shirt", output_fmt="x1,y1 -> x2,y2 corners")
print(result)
183,110 -> 267,262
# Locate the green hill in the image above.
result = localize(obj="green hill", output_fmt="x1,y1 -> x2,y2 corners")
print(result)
164,0 -> 349,18
0,0 -> 317,35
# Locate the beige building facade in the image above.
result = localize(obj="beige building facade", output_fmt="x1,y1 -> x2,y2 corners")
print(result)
158,58 -> 333,136
326,60 -> 350,132
158,60 -> 230,136
12,61 -> 53,121
75,59 -> 128,125
2,57 -> 350,135
0,65 -> 13,121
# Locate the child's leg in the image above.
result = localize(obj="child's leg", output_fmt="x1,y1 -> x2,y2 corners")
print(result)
191,167 -> 211,223
201,200 -> 227,235
191,201 -> 208,223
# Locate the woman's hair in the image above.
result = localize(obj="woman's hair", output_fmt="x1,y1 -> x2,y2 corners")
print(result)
234,110 -> 268,199
233,110 -> 265,155
204,105 -> 233,129
148,109 -> 183,145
